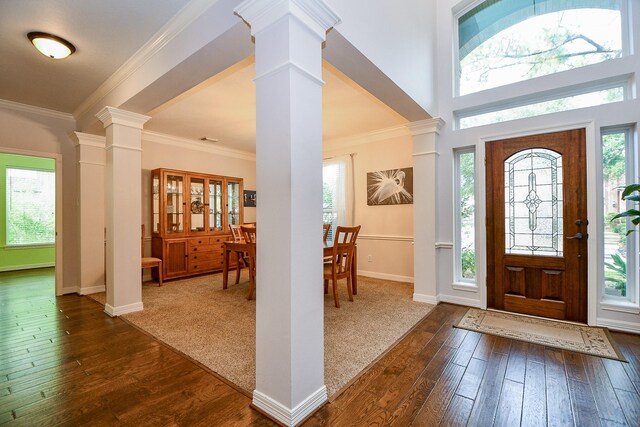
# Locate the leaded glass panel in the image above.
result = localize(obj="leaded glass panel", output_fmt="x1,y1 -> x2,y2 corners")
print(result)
505,149 -> 563,256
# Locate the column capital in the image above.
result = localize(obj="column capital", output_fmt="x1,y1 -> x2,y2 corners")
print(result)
71,131 -> 106,148
406,118 -> 445,136
96,106 -> 151,129
235,0 -> 341,41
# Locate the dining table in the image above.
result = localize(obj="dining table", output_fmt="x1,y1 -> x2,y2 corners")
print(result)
221,239 -> 357,294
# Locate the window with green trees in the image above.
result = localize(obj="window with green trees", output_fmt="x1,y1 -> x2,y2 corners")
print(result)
458,1 -> 624,95
455,149 -> 476,282
602,128 -> 635,300
6,168 -> 55,245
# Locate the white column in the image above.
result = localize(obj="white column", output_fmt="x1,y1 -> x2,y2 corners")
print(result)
72,132 -> 106,295
96,107 -> 150,317
235,1 -> 340,425
407,118 -> 445,304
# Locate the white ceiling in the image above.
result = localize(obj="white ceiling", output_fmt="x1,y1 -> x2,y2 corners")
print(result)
0,0 -> 191,113
0,1 -> 408,151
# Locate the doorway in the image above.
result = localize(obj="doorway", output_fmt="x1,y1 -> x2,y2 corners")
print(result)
486,129 -> 587,323
0,149 -> 62,295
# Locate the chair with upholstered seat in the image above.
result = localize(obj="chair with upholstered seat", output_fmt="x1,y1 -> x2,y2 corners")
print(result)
324,225 -> 360,307
240,225 -> 257,300
141,224 -> 162,286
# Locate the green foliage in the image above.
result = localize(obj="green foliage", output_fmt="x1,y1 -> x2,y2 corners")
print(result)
602,133 -> 626,182
604,252 -> 627,297
605,212 -> 627,238
7,211 -> 54,245
612,184 -> 640,235
459,153 -> 475,220
461,246 -> 476,279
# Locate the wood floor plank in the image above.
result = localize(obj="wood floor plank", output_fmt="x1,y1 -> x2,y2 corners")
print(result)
563,351 -> 588,383
454,357 -> 486,400
614,388 -> 640,426
451,330 -> 481,367
494,379 -> 524,427
410,362 -> 465,426
544,348 -> 574,427
505,340 -> 528,383
582,355 -> 628,426
466,351 -> 508,426
438,394 -> 473,427
471,333 -> 496,361
521,360 -> 546,427
567,379 -> 600,427
602,358 -> 636,392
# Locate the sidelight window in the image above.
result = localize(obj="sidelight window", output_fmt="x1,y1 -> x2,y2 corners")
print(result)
601,127 -> 637,303
454,149 -> 476,283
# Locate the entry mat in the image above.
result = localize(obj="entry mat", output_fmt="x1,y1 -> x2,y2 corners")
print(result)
454,308 -> 625,362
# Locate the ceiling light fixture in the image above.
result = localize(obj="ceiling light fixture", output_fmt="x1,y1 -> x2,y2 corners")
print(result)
200,137 -> 219,143
28,32 -> 76,59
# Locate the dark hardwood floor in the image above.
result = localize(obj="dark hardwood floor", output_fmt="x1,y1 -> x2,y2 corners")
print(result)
1,268 -> 639,426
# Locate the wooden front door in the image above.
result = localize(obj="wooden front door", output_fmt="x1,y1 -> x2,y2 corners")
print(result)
486,129 -> 587,323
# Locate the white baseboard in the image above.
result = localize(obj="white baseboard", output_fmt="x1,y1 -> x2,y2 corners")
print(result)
413,293 -> 439,304
0,262 -> 55,272
104,301 -> 144,317
437,294 -> 483,308
358,270 -> 413,283
253,385 -> 327,426
596,317 -> 640,334
80,285 -> 106,295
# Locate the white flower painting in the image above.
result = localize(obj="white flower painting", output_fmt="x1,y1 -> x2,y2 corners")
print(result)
367,168 -> 413,205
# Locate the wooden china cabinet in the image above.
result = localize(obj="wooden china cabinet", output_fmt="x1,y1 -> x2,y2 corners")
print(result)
151,168 -> 243,280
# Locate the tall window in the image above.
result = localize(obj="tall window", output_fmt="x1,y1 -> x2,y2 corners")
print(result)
457,1 -> 625,95
6,168 -> 55,245
323,156 -> 353,239
455,149 -> 476,283
601,127 -> 636,302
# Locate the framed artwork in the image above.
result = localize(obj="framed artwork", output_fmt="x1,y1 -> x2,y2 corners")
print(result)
243,190 -> 256,207
367,167 -> 413,205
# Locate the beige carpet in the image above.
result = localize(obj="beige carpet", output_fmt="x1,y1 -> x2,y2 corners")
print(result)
455,308 -> 625,361
89,273 -> 433,396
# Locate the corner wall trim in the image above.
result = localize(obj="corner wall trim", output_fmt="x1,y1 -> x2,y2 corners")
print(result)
104,302 -> 144,317
79,285 -> 106,295
0,262 -> 55,272
358,270 -> 413,283
413,293 -> 439,304
253,386 -> 328,426
438,294 -> 483,308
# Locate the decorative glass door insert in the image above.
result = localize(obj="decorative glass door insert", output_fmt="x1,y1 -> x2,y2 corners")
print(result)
228,181 -> 241,226
504,149 -> 563,256
209,179 -> 223,231
165,174 -> 184,234
189,177 -> 205,232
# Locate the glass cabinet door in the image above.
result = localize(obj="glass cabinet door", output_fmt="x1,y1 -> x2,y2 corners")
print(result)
152,171 -> 160,234
227,180 -> 241,226
209,179 -> 223,232
189,177 -> 206,233
165,173 -> 185,234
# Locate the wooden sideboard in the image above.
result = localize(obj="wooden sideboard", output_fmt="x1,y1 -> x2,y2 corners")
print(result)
150,168 -> 243,280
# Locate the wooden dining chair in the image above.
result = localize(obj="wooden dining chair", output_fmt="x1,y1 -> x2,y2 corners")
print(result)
324,225 -> 360,308
240,225 -> 257,300
323,223 -> 331,242
141,224 -> 163,286
229,224 -> 249,285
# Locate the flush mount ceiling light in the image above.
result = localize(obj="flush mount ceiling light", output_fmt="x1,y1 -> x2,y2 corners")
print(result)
27,32 -> 76,59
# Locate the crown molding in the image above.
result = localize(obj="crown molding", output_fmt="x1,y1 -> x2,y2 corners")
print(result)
96,107 -> 151,129
142,130 -> 256,162
73,0 -> 218,121
71,131 -> 106,148
406,118 -> 446,136
323,124 -> 411,151
0,99 -> 75,122
235,0 -> 340,40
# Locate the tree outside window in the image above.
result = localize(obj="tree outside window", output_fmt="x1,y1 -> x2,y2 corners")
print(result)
6,168 -> 55,245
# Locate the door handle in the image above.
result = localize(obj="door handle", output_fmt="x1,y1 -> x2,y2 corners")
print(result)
566,232 -> 583,240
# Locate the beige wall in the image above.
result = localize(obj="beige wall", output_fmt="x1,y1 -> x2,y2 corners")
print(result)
0,105 -> 78,293
141,136 -> 257,246
324,131 -> 414,282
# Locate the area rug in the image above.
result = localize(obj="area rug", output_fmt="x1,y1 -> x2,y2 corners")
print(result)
88,273 -> 433,396
455,308 -> 625,361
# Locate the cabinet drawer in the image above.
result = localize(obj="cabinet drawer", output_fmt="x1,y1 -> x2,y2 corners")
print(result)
189,259 -> 224,272
189,236 -> 229,246
189,243 -> 224,253
189,252 -> 222,262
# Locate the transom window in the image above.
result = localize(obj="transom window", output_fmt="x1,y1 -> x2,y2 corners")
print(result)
457,0 -> 624,95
